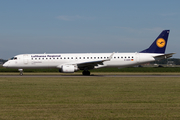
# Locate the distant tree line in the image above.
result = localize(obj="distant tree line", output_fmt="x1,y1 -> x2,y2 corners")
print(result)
0,59 -> 6,64
151,58 -> 180,65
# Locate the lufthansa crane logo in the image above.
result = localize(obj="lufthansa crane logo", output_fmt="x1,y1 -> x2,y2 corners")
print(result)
156,38 -> 166,48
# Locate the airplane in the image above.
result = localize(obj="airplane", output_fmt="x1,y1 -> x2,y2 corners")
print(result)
3,30 -> 175,75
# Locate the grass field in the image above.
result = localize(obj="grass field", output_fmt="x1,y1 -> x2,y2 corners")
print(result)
1,72 -> 180,76
1,67 -> 180,73
0,77 -> 180,120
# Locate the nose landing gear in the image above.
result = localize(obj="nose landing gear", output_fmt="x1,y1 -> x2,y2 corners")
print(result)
18,69 -> 23,76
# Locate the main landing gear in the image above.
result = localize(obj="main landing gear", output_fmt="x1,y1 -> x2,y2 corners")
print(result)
18,69 -> 23,76
82,70 -> 90,76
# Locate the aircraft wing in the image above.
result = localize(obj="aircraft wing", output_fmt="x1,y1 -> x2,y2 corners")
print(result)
77,60 -> 106,67
77,52 -> 114,69
56,52 -> 114,70
153,53 -> 175,59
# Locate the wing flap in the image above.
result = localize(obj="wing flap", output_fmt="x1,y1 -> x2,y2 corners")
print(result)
77,60 -> 105,67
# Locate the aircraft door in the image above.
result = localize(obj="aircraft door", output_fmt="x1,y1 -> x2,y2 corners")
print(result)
23,55 -> 29,64
136,52 -> 140,63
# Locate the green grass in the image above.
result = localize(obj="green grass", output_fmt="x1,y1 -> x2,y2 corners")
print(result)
0,77 -> 180,119
1,67 -> 180,73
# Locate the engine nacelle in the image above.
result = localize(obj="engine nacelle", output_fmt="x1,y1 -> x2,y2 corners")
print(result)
60,65 -> 78,73
18,69 -> 23,72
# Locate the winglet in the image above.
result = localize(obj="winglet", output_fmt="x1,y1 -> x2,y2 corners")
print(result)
106,52 -> 114,61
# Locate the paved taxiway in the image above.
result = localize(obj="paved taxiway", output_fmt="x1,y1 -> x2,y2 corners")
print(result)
1,75 -> 180,77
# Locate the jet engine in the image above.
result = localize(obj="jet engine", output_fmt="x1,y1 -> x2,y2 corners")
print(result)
59,65 -> 78,73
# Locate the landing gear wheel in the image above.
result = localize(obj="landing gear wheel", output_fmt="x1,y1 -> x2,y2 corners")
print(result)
20,72 -> 23,76
82,70 -> 90,76
18,69 -> 23,76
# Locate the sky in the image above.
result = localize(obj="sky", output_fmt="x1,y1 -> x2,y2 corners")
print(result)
0,0 -> 180,59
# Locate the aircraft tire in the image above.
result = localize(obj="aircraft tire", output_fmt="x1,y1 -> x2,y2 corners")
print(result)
82,70 -> 90,76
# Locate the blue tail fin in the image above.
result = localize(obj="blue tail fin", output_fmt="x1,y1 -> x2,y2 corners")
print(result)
140,30 -> 170,53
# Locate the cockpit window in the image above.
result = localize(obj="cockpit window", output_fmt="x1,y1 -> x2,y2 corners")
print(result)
10,57 -> 17,60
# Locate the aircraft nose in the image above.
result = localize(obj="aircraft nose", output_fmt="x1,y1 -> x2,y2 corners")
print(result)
3,62 -> 8,67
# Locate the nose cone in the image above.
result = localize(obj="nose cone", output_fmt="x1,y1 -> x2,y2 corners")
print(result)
3,62 -> 8,67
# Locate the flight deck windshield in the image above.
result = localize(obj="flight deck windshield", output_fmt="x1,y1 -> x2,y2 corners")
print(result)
9,57 -> 17,60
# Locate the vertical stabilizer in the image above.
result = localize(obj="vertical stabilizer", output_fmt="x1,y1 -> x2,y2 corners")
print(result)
140,30 -> 170,53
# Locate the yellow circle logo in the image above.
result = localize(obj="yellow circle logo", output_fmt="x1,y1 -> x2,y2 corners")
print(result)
156,38 -> 166,48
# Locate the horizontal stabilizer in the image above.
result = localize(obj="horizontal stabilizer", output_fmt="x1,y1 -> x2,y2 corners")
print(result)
153,53 -> 175,59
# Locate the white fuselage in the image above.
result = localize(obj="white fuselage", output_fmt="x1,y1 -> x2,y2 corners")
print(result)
3,52 -> 162,70
2,30 -> 173,75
